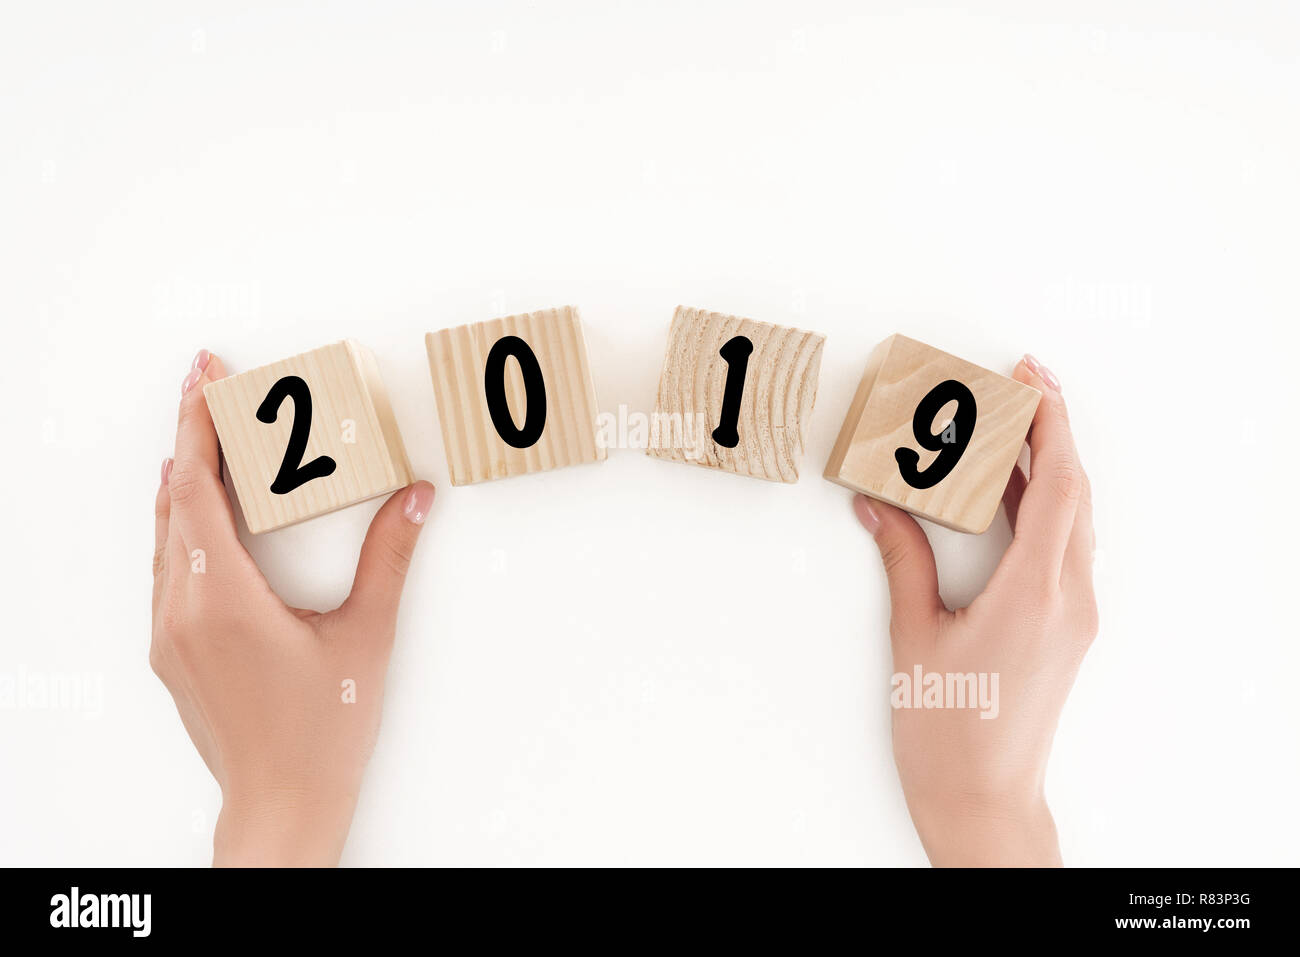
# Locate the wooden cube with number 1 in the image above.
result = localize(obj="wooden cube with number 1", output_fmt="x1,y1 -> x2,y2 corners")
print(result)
824,334 -> 1040,534
646,306 -> 826,482
203,340 -> 413,534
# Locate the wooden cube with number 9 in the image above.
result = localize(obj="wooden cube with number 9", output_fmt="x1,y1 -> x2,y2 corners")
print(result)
823,334 -> 1040,534
203,340 -> 413,534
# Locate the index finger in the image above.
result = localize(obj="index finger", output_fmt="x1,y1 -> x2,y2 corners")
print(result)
1003,356 -> 1083,588
169,350 -> 238,552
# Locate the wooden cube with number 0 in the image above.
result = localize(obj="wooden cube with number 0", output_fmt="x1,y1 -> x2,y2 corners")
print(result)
824,334 -> 1040,534
203,340 -> 413,534
425,305 -> 606,486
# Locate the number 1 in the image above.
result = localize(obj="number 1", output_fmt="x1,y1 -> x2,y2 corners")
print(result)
712,335 -> 753,449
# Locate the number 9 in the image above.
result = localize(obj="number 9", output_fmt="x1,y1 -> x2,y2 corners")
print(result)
894,379 -> 976,490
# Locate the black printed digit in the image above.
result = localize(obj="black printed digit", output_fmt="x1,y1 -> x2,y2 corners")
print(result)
484,335 -> 547,449
894,380 -> 977,490
256,375 -> 337,495
711,335 -> 753,449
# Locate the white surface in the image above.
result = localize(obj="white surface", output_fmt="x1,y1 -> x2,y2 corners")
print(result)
2,1 -> 1297,866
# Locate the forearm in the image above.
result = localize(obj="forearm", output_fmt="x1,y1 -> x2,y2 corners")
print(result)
905,791 -> 1062,867
213,790 -> 357,867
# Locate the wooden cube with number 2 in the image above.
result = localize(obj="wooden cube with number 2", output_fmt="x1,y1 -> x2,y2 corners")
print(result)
824,334 -> 1040,534
203,340 -> 413,534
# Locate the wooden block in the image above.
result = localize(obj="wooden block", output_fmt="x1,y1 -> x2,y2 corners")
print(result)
646,306 -> 825,482
824,334 -> 1040,534
203,340 -> 413,534
425,305 -> 606,485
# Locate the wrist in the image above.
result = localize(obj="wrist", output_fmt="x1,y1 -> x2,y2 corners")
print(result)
906,789 -> 1061,867
213,788 -> 357,867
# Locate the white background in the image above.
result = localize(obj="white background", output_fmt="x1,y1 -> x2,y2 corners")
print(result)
2,1 -> 1297,866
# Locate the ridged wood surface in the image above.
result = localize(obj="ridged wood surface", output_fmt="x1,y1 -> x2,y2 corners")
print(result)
647,306 -> 825,482
426,306 -> 606,486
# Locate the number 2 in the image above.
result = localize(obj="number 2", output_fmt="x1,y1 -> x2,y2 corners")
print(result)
257,375 -> 337,495
894,380 -> 976,490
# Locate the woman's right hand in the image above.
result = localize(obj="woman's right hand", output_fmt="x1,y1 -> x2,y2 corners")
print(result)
854,354 -> 1097,866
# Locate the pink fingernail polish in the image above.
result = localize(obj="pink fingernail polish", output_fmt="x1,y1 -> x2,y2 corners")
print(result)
1023,353 -> 1043,375
161,457 -> 173,485
403,483 -> 435,525
1039,364 -> 1062,392
857,496 -> 881,534
192,349 -> 211,372
181,367 -> 203,396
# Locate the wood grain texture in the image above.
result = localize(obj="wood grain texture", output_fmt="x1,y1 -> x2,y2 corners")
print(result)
824,334 -> 1040,534
425,305 -> 606,486
646,306 -> 825,482
203,340 -> 412,534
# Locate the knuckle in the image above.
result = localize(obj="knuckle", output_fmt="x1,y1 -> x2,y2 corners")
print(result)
1044,390 -> 1071,424
1032,576 -> 1061,606
376,534 -> 413,578
878,539 -> 911,577
1010,563 -> 1061,607
1078,470 -> 1094,512
177,388 -> 205,427
1048,459 -> 1083,506
167,466 -> 206,508
152,544 -> 167,578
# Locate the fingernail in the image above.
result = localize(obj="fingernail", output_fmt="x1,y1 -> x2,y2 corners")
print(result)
181,367 -> 203,396
1039,364 -> 1062,392
402,483 -> 435,525
191,349 -> 211,372
161,457 -> 173,485
1024,354 -> 1061,392
857,496 -> 881,534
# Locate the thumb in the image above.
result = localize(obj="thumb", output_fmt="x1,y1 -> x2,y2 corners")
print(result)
853,494 -> 946,635
341,481 -> 436,631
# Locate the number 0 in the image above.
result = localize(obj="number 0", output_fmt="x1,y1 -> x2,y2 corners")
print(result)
484,336 -> 547,449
